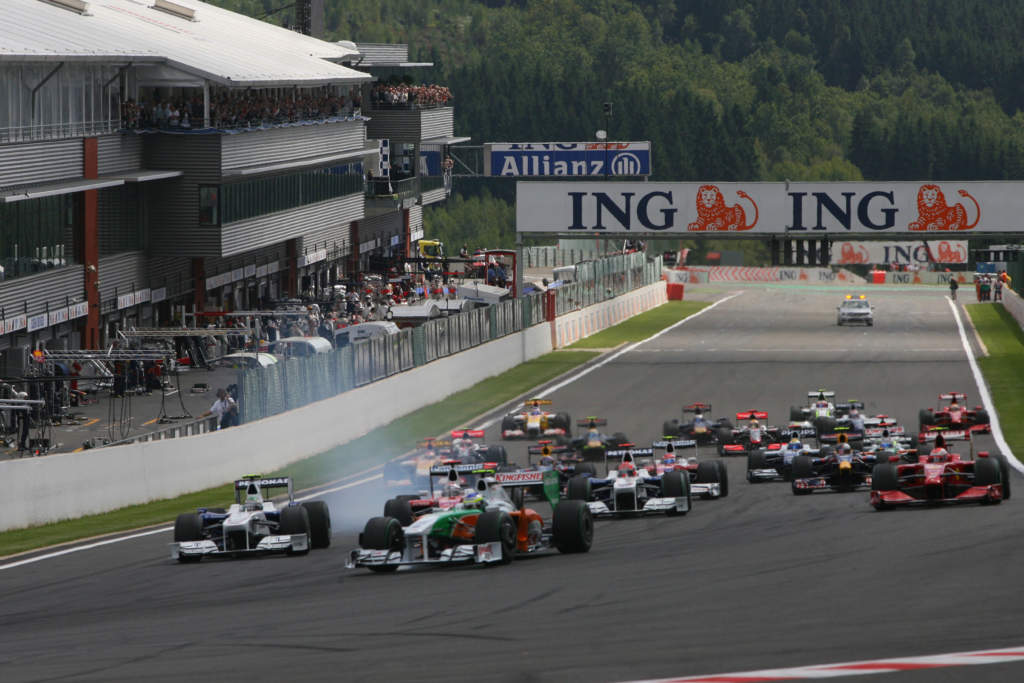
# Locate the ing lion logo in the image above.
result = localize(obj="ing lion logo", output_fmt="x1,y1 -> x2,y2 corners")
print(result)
908,185 -> 980,231
687,185 -> 759,232
839,243 -> 870,264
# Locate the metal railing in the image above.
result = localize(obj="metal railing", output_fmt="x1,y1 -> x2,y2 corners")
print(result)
523,246 -> 605,269
203,252 -> 660,428
0,118 -> 120,144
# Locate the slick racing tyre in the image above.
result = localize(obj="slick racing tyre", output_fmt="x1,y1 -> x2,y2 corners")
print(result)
383,497 -> 414,526
573,462 -> 597,477
301,500 -> 332,549
609,432 -> 630,448
279,505 -> 311,555
994,454 -> 1012,500
694,461 -> 720,498
747,449 -> 768,482
567,474 -> 592,501
581,445 -> 605,462
552,500 -> 594,554
555,412 -> 573,435
360,517 -> 403,573
475,510 -> 516,564
976,408 -> 991,426
974,456 -> 1002,489
790,405 -> 804,421
485,444 -> 509,467
870,464 -> 899,491
500,416 -> 517,434
173,513 -> 204,563
813,417 -> 837,438
791,455 -> 815,480
715,460 -> 730,497
662,419 -> 680,437
660,471 -> 690,516
918,409 -> 935,433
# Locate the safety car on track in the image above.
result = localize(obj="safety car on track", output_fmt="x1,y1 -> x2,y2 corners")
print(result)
918,392 -> 990,440
836,294 -> 874,326
870,432 -> 1010,509
500,399 -> 572,440
171,475 -> 331,562
565,447 -> 691,516
347,470 -> 593,571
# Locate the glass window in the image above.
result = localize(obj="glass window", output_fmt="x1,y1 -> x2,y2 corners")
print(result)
219,165 -> 364,224
199,186 -> 219,225
0,195 -> 76,282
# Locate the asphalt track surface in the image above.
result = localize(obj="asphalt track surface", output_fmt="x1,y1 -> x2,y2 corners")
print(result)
2,286 -> 1021,683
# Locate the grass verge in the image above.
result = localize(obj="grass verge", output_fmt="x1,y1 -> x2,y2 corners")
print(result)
567,300 -> 708,349
0,351 -> 597,558
966,303 -> 1024,462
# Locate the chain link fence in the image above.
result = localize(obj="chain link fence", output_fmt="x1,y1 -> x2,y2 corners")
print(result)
237,252 -> 662,423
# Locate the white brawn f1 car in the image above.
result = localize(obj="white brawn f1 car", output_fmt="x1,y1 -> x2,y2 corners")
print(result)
170,475 -> 331,562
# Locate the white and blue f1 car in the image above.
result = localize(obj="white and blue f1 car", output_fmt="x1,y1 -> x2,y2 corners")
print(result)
170,475 -> 331,562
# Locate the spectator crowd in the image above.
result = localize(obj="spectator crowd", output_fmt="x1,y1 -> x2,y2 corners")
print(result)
121,88 -> 362,131
370,83 -> 452,109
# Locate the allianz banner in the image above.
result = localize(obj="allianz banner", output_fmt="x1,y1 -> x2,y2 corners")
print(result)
516,181 -> 1024,234
832,240 -> 968,265
487,142 -> 651,177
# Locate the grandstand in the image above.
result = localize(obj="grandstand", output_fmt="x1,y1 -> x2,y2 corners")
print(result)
0,0 -> 464,377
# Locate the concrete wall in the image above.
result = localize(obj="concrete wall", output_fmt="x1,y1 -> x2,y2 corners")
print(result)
553,281 -> 666,347
1001,288 -> 1024,330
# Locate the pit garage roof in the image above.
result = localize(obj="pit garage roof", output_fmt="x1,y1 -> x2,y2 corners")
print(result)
0,0 -> 371,87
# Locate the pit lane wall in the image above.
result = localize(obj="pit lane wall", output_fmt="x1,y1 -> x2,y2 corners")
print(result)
1001,288 -> 1024,331
0,281 -> 666,531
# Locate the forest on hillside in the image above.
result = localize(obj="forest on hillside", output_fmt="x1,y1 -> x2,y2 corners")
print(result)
209,0 -> 1024,257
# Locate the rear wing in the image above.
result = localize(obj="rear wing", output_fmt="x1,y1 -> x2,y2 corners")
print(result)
417,437 -> 452,449
938,392 -> 968,401
838,400 -> 865,410
494,469 -> 560,508
808,390 -> 836,399
606,448 -> 655,460
525,398 -> 552,407
736,410 -> 768,420
683,402 -> 712,413
234,475 -> 293,502
576,417 -> 608,427
919,428 -> 971,442
653,439 -> 697,451
450,429 -> 485,439
428,462 -> 498,476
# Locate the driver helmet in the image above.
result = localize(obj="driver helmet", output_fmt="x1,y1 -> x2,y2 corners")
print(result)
837,442 -> 853,455
530,406 -> 542,416
816,400 -> 829,408
539,455 -> 555,467
618,462 -> 636,477
930,448 -> 949,459
662,454 -> 676,466
749,419 -> 760,427
441,482 -> 463,498
462,492 -> 485,509
949,400 -> 960,409
787,437 -> 803,451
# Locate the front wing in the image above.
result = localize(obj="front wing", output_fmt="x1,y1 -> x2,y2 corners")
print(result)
585,496 -> 689,517
871,484 -> 1003,509
346,541 -> 504,569
170,534 -> 308,560
792,476 -> 872,493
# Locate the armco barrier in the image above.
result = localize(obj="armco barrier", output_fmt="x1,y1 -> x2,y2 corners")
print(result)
0,279 -> 669,531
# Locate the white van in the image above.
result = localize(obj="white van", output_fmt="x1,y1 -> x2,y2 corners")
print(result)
274,336 -> 333,358
333,321 -> 400,348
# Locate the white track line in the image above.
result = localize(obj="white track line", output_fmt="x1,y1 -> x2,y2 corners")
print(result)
474,291 -> 744,430
0,474 -> 383,572
620,644 -> 1024,682
947,297 -> 1021,472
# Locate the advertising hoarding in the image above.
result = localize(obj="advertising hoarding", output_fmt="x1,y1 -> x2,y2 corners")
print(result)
487,142 -> 651,177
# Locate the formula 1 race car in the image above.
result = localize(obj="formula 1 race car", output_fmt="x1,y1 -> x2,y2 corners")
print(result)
347,470 -> 593,572
570,417 -> 631,460
870,433 -> 1010,509
526,440 -> 597,485
918,392 -> 990,439
716,411 -> 784,456
790,444 -> 881,495
661,402 -> 731,445
565,448 -> 691,516
747,438 -> 819,482
500,399 -> 572,440
382,434 -> 509,489
171,475 -> 331,562
651,439 -> 729,498
381,461 -> 502,526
